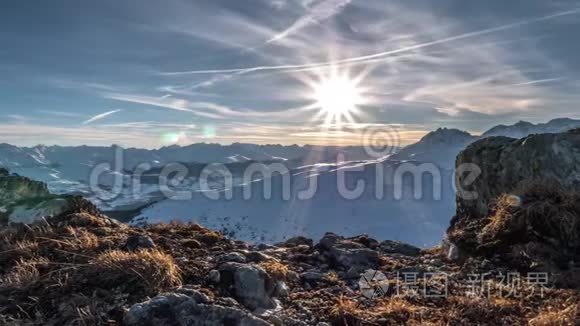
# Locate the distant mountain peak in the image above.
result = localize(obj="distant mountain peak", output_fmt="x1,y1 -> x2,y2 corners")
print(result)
483,117 -> 580,138
419,128 -> 473,144
514,120 -> 533,126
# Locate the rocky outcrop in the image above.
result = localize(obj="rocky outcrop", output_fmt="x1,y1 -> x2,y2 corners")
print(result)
454,129 -> 580,221
0,168 -> 97,224
450,129 -> 580,271
124,289 -> 269,326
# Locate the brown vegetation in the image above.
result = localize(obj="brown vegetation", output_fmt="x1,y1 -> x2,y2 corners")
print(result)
449,180 -> 580,274
89,249 -> 182,293
259,260 -> 289,280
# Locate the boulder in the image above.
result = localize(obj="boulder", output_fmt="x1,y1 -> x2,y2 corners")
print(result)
124,290 -> 269,326
124,234 -> 156,251
217,252 -> 247,264
316,233 -> 380,270
450,130 -> 580,270
218,262 -> 277,310
454,131 -> 580,221
379,240 -> 421,256
275,236 -> 314,248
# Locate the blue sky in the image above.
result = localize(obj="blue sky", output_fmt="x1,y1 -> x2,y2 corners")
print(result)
1,0 -> 579,147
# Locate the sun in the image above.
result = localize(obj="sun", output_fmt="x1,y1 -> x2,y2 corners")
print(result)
314,76 -> 363,115
306,68 -> 368,127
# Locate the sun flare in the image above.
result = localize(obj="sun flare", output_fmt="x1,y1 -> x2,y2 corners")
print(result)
314,76 -> 363,115
306,69 -> 370,128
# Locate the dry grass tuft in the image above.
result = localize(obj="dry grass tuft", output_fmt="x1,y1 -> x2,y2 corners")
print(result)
195,230 -> 223,245
451,180 -> 580,270
528,303 -> 578,326
89,249 -> 182,293
329,296 -> 360,325
259,260 -> 289,280
484,181 -> 580,246
373,298 -> 421,322
64,212 -> 111,228
1,257 -> 50,288
323,271 -> 341,284
61,227 -> 100,251
0,239 -> 39,265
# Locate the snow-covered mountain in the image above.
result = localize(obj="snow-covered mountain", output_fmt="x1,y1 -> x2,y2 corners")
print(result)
482,118 -> 580,139
0,143 -> 388,218
390,128 -> 476,168
3,118 -> 580,246
391,118 -> 580,168
132,158 -> 456,247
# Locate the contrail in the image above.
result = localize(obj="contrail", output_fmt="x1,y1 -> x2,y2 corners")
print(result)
511,78 -> 562,86
83,109 -> 122,125
160,8 -> 580,77
266,0 -> 353,44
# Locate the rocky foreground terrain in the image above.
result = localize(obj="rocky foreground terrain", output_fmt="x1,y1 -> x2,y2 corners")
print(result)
0,206 -> 577,325
1,130 -> 580,325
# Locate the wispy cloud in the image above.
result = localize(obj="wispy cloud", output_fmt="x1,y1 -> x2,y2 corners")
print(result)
104,92 -> 304,120
510,78 -> 562,86
163,8 -> 580,76
82,109 -> 123,125
267,0 -> 353,43
9,0 -> 580,146
36,110 -> 85,118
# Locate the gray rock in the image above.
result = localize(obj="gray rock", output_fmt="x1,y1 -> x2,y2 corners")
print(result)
217,252 -> 247,264
317,233 -> 380,270
379,240 -> 421,256
275,281 -> 289,297
218,262 -> 277,310
455,131 -> 580,221
174,287 -> 210,304
124,291 -> 269,326
447,243 -> 460,261
124,234 -> 156,251
244,251 -> 272,263
287,271 -> 300,282
301,272 -> 324,281
208,269 -> 221,283
275,236 -> 314,248
450,130 -> 580,266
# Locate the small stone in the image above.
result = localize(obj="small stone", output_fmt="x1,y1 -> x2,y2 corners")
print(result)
209,269 -> 221,283
287,271 -> 300,282
379,240 -> 421,256
301,272 -> 324,282
275,236 -> 314,248
275,281 -> 289,297
447,243 -> 460,261
217,252 -> 247,264
174,288 -> 210,304
244,251 -> 271,263
181,239 -> 202,249
124,234 -> 156,251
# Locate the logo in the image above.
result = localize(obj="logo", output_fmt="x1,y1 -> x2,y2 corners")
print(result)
358,269 -> 389,299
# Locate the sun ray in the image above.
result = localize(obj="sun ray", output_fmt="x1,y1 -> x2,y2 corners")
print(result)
305,66 -> 369,129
